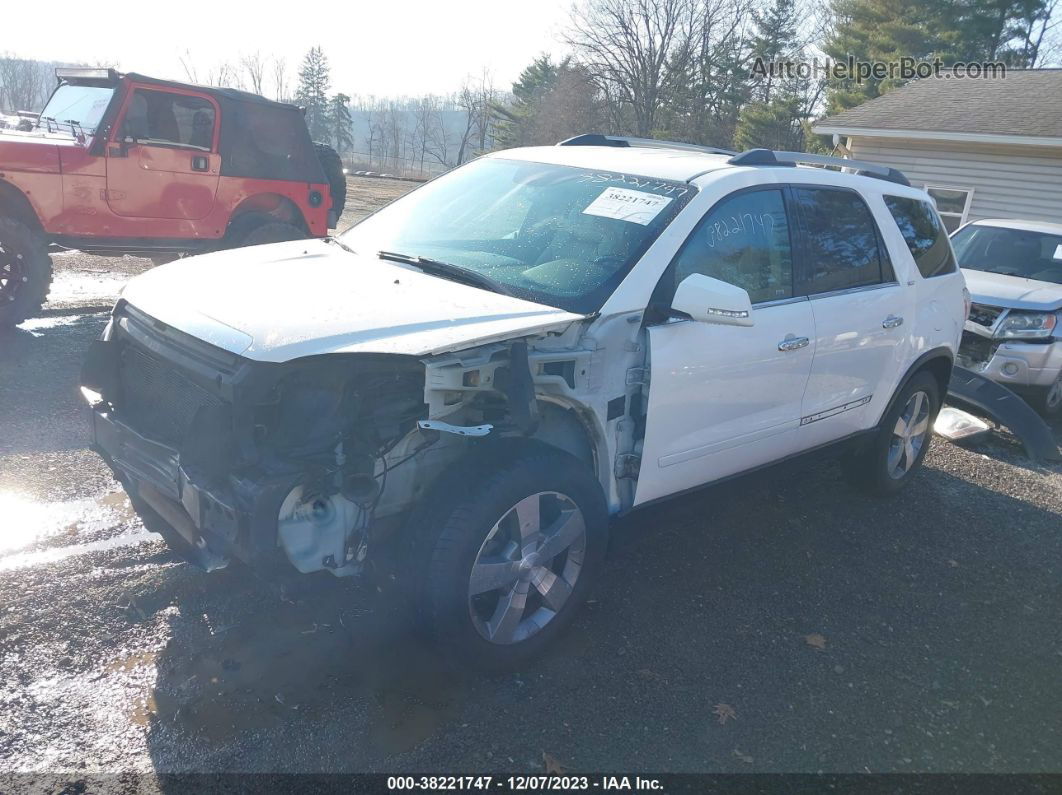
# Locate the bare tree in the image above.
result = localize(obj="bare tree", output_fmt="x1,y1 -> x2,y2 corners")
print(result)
566,0 -> 698,136
240,51 -> 267,95
0,55 -> 49,112
272,56 -> 290,102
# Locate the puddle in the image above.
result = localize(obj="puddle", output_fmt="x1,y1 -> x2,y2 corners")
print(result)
0,490 -> 135,554
0,528 -> 155,571
0,489 -> 156,570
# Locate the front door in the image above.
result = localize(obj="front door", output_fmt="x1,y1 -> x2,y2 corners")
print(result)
106,87 -> 221,221
635,187 -> 815,506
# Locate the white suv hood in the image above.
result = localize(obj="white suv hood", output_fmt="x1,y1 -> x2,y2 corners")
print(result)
961,269 -> 1062,311
120,240 -> 585,362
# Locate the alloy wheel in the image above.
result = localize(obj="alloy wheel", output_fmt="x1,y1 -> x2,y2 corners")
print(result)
887,390 -> 931,479
1047,375 -> 1062,411
467,491 -> 586,645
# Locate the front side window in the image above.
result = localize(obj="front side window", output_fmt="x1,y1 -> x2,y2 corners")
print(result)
668,189 -> 794,304
884,195 -> 957,278
794,186 -> 890,295
340,158 -> 695,313
121,89 -> 216,150
951,224 -> 1062,285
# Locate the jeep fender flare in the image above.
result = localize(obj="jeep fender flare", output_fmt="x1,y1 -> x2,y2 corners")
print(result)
227,193 -> 308,236
0,179 -> 43,231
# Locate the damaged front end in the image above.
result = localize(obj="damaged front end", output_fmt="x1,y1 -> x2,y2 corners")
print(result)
81,302 -> 588,577
82,302 -> 448,576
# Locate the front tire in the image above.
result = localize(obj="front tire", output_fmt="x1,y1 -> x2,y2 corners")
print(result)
1027,373 -> 1062,419
847,371 -> 940,495
0,217 -> 52,327
417,445 -> 608,671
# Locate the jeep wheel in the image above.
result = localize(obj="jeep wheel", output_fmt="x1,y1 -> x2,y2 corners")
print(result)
0,217 -> 52,328
235,221 -> 306,248
847,372 -> 940,495
314,142 -> 347,223
418,446 -> 607,671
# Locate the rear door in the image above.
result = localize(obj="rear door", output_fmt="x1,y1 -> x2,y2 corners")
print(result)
791,185 -> 911,447
106,86 -> 221,220
634,187 -> 816,506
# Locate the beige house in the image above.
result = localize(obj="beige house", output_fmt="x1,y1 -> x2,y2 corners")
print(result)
813,70 -> 1062,232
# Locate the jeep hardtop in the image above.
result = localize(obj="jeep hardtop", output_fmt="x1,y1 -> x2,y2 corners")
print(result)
0,67 -> 346,326
81,136 -> 968,668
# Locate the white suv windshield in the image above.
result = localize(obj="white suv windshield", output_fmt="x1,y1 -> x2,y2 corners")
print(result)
340,157 -> 695,313
38,84 -> 114,135
952,224 -> 1062,285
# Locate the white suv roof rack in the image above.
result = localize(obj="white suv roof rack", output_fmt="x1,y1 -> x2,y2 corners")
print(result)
728,148 -> 911,187
558,134 -> 736,158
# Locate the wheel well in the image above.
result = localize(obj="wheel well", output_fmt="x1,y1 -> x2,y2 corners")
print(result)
228,194 -> 307,233
0,180 -> 42,231
529,400 -> 603,484
879,349 -> 954,426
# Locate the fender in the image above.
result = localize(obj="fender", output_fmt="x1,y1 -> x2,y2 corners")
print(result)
875,347 -> 954,428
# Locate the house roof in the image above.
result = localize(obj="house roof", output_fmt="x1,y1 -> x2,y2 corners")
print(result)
813,70 -> 1062,147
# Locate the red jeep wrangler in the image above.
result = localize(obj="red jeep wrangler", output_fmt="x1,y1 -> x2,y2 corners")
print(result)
0,68 -> 346,326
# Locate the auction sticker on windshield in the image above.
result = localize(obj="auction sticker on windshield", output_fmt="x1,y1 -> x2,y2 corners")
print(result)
583,187 -> 673,225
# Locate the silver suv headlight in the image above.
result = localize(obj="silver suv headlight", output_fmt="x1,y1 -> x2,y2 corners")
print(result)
996,311 -> 1058,339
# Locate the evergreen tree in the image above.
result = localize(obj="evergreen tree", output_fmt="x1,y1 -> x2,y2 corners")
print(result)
492,55 -> 560,148
733,97 -> 806,151
749,0 -> 799,103
296,46 -> 331,141
330,93 -> 354,152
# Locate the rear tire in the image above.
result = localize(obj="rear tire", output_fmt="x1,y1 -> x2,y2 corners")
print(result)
234,220 -> 306,248
314,142 -> 347,223
416,445 -> 608,672
0,217 -> 52,327
846,372 -> 940,495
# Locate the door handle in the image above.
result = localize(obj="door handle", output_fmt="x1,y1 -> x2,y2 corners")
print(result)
882,314 -> 904,329
778,335 -> 810,352
191,155 -> 209,172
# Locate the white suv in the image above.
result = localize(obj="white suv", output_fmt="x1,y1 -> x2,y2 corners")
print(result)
82,136 -> 968,667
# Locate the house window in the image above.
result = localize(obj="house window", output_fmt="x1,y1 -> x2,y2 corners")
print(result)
924,186 -> 974,233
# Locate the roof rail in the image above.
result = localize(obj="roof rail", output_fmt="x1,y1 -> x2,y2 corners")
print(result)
728,148 -> 911,187
558,134 -> 736,157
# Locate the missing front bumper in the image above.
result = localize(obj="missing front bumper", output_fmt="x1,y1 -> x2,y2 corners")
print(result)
91,406 -> 295,570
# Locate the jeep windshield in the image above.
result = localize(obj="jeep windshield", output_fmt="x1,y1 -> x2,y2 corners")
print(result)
37,84 -> 114,135
952,224 -> 1062,285
339,157 -> 695,313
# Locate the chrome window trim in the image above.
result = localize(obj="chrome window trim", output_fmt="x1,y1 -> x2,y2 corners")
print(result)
753,295 -> 808,309
807,281 -> 900,301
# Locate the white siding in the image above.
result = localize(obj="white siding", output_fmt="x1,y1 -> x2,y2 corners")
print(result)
848,137 -> 1062,224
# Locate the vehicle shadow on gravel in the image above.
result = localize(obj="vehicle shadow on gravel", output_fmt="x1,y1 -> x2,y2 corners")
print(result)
138,442 -> 1061,774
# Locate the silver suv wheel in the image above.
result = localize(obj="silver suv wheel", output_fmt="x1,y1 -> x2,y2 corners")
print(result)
468,491 -> 586,645
887,390 -> 932,479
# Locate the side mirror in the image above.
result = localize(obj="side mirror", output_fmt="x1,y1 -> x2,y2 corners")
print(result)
671,273 -> 754,327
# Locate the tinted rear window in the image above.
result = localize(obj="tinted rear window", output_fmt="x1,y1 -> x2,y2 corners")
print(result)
794,187 -> 891,295
884,196 -> 957,278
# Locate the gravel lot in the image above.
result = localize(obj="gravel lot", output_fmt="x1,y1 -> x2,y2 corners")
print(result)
0,176 -> 1060,782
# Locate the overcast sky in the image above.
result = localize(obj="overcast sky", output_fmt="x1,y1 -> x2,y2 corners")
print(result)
8,0 -> 574,97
